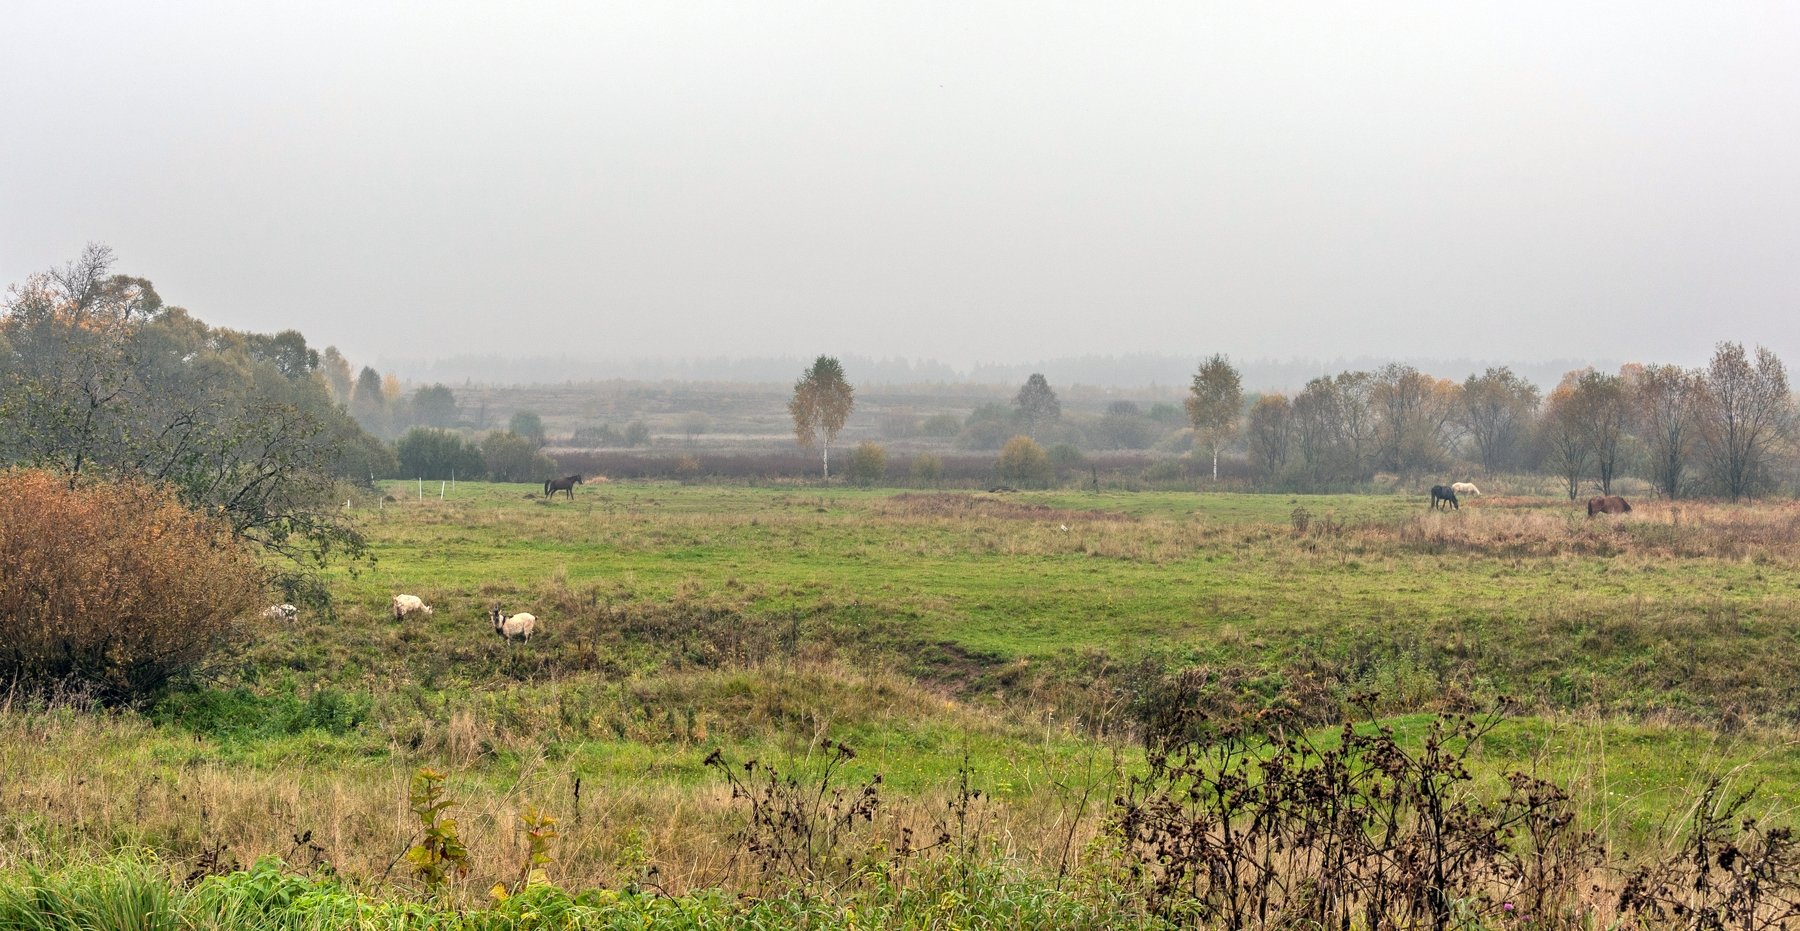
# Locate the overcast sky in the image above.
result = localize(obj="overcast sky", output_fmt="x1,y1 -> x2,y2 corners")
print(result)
4,2 -> 1798,377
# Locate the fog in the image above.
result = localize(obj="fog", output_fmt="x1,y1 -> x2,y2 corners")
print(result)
4,2 -> 1798,379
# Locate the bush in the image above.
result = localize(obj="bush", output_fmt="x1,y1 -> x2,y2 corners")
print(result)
623,421 -> 651,447
956,419 -> 1012,451
394,428 -> 486,480
920,413 -> 962,438
483,431 -> 558,483
910,452 -> 944,486
1048,443 -> 1087,478
1092,411 -> 1158,449
997,436 -> 1053,488
0,469 -> 264,703
1141,458 -> 1191,485
571,423 -> 622,448
848,442 -> 887,486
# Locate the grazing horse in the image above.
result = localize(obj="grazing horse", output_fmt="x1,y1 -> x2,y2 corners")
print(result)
544,474 -> 583,500
1586,495 -> 1630,517
1429,485 -> 1460,510
1452,482 -> 1482,497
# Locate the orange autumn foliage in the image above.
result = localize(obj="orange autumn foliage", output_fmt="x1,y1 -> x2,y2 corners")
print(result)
0,469 -> 264,703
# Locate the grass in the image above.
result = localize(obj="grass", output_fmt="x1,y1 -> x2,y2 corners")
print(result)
4,481 -> 1800,920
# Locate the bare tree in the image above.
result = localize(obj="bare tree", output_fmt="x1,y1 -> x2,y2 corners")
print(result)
1246,394 -> 1293,481
789,355 -> 855,482
1573,370 -> 1630,495
1540,378 -> 1591,501
1371,363 -> 1457,476
1457,367 -> 1540,472
1290,376 -> 1343,485
1186,354 -> 1242,481
1013,373 -> 1061,439
1287,371 -> 1380,487
1629,363 -> 1701,499
1698,342 -> 1791,500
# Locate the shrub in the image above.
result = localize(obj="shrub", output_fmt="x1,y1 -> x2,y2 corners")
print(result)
623,420 -> 651,447
482,431 -> 558,483
571,423 -> 622,447
0,469 -> 264,703
394,428 -> 486,480
997,436 -> 1052,488
1141,458 -> 1190,485
848,442 -> 887,486
956,418 -> 1012,451
1048,443 -> 1087,478
920,413 -> 962,438
910,452 -> 944,486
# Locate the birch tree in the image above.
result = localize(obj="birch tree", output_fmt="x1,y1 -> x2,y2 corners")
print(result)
1185,354 -> 1242,482
789,355 -> 855,482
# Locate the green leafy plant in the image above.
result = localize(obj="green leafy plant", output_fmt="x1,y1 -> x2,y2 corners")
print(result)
521,805 -> 559,887
405,767 -> 470,890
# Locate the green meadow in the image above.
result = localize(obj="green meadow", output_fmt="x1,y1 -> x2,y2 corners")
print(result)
5,481 -> 1800,924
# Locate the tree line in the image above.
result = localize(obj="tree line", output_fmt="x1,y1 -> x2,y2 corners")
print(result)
796,348 -> 1794,499
1231,346 -> 1791,499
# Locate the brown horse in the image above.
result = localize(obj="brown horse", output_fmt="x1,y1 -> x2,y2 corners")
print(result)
1586,495 -> 1630,517
1429,485 -> 1459,510
544,474 -> 583,500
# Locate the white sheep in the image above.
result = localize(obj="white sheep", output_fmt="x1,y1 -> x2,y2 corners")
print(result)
1451,482 -> 1483,497
490,606 -> 537,643
262,603 -> 298,621
392,594 -> 434,621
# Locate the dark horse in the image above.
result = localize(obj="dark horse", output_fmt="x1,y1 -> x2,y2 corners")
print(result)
1429,485 -> 1459,510
544,474 -> 583,500
1586,495 -> 1630,517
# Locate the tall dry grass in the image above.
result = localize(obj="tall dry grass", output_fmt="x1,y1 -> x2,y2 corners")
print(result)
0,664 -> 1117,903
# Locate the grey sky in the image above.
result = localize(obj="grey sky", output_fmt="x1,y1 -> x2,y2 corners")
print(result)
4,2 -> 1798,377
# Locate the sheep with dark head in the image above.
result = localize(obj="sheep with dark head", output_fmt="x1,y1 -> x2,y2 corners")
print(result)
490,606 -> 537,642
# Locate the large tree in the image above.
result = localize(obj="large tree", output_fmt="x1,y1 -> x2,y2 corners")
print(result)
1540,378 -> 1591,501
1457,367 -> 1540,472
1698,342 -> 1791,499
1291,376 -> 1344,485
351,366 -> 388,436
789,355 -> 855,481
1013,373 -> 1061,439
509,410 -> 546,446
1630,363 -> 1701,499
0,246 -> 375,602
1245,393 -> 1293,481
412,384 -> 459,429
320,346 -> 354,405
1185,354 -> 1242,482
1370,363 -> 1458,476
1573,370 -> 1630,495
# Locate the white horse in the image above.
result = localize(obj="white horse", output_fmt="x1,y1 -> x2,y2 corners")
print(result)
1451,482 -> 1482,497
